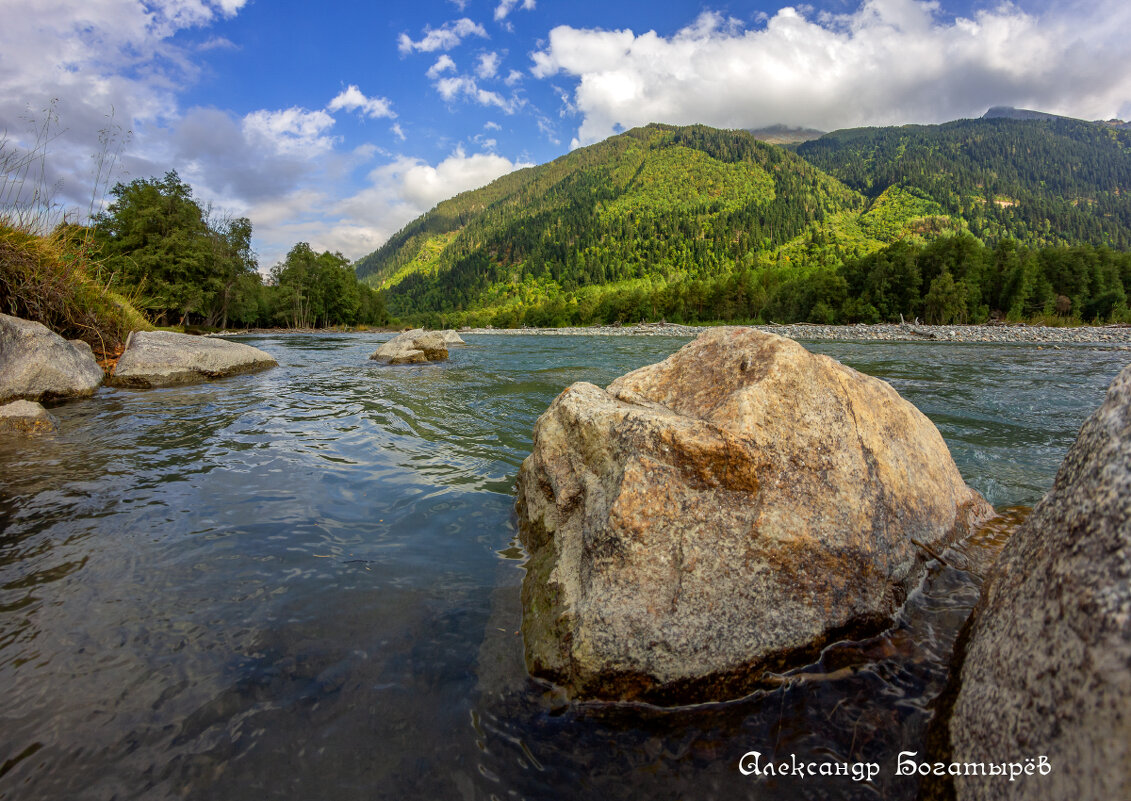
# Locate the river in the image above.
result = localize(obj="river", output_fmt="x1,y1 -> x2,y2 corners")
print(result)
1,332 -> 1126,800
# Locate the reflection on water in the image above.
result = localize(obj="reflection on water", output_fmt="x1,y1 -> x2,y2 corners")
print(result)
0,332 -> 1126,800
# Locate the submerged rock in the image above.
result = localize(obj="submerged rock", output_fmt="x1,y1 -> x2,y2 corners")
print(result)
515,328 -> 992,703
0,313 -> 104,403
110,330 -> 278,388
369,329 -> 449,364
0,399 -> 58,434
941,364 -> 1131,801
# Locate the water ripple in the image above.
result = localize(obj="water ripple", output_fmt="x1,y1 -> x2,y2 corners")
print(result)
0,332 -> 1126,800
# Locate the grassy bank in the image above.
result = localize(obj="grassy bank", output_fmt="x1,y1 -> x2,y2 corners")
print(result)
0,221 -> 151,353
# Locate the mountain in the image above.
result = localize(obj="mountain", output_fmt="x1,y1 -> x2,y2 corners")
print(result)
746,124 -> 825,145
357,124 -> 955,322
795,114 -> 1131,249
984,106 -> 1131,130
356,116 -> 1131,327
982,105 -> 1068,122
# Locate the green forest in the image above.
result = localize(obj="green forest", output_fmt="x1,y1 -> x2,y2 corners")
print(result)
357,119 -> 1131,328
91,171 -> 388,330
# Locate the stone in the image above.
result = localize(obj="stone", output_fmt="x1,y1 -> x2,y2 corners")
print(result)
369,329 -> 449,364
69,339 -> 96,362
109,330 -> 277,388
413,332 -> 449,360
0,313 -> 104,403
516,327 -> 992,703
439,329 -> 466,345
942,364 -> 1131,801
0,399 -> 59,434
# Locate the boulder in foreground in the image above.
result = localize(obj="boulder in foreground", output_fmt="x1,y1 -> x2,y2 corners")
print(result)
516,327 -> 993,703
941,364 -> 1131,801
369,329 -> 449,364
0,313 -> 103,403
109,330 -> 277,388
0,400 -> 59,434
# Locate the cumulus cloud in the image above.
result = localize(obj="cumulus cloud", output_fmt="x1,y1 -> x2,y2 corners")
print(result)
327,85 -> 396,119
434,76 -> 519,113
398,18 -> 488,54
242,107 -> 337,156
476,51 -> 502,79
0,0 -> 254,211
531,0 -> 1131,146
495,0 -> 536,23
325,147 -> 532,258
427,54 -> 457,78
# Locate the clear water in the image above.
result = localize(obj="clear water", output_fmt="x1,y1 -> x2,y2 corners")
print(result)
0,333 -> 1126,800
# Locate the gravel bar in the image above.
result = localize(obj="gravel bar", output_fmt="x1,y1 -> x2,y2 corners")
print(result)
462,322 -> 1131,346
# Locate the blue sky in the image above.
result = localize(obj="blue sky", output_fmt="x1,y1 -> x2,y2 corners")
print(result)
2,0 -> 1130,268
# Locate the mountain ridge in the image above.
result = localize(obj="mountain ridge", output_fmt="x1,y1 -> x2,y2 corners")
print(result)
354,113 -> 1131,326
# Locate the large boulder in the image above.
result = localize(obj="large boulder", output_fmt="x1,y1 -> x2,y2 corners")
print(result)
369,329 -> 449,364
109,330 -> 277,388
941,364 -> 1131,801
439,329 -> 466,346
0,400 -> 59,434
516,328 -> 992,703
0,313 -> 103,403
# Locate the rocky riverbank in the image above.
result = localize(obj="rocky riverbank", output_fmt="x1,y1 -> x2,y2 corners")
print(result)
463,321 -> 1131,345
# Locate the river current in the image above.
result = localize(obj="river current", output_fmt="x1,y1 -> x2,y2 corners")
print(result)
1,333 -> 1126,800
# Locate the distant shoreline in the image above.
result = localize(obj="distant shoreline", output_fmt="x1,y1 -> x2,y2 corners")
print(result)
209,322 -> 1131,345
460,322 -> 1131,345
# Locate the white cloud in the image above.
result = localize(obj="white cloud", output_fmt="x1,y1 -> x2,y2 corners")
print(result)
398,18 -> 488,54
391,123 -> 406,141
242,107 -> 337,156
327,147 -> 533,259
427,54 -> 457,78
484,121 -> 502,131
531,0 -> 1131,146
327,85 -> 396,119
0,0 -> 259,216
434,75 -> 519,113
476,51 -> 501,79
214,0 -> 249,15
495,0 -> 536,23
504,69 -> 524,86
198,36 -> 239,51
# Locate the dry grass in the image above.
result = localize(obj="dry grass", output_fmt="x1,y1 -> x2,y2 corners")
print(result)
0,221 -> 151,352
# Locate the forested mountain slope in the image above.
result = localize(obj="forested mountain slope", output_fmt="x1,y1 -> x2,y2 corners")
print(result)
795,116 -> 1131,248
357,124 -> 943,319
355,118 -> 1131,326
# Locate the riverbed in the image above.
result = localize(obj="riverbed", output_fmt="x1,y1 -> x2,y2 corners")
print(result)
1,333 -> 1126,800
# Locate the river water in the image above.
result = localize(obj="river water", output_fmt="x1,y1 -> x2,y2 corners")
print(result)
0,333 -> 1126,800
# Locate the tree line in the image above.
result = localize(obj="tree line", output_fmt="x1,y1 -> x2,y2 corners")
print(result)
406,234 -> 1131,329
91,171 -> 387,329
